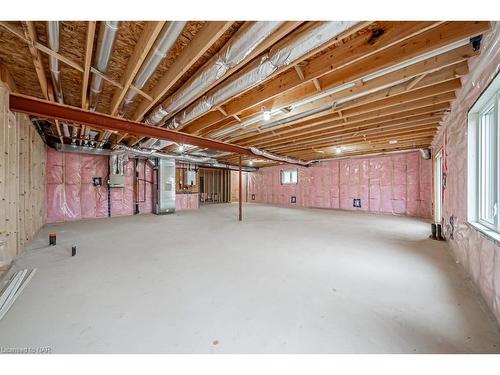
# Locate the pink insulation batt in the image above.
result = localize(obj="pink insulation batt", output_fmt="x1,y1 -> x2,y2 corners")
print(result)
176,194 -> 199,210
247,150 -> 432,218
46,148 -> 154,223
431,22 -> 500,324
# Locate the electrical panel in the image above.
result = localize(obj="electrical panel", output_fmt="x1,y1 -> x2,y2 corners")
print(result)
109,174 -> 125,188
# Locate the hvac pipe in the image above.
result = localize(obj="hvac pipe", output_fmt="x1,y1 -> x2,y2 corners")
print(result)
165,21 -> 358,130
144,22 -> 285,126
89,21 -> 120,112
10,93 -> 308,167
47,21 -> 70,138
101,22 -> 186,147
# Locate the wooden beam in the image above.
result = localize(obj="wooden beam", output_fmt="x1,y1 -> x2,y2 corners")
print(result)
184,21 -> 487,134
81,21 -> 96,109
132,21 -> 235,122
0,21 -> 84,73
312,78 -> 321,91
8,93 -> 302,167
109,21 -> 166,116
294,65 -> 305,81
21,22 -> 50,100
160,21 -> 307,126
180,21 -> 446,133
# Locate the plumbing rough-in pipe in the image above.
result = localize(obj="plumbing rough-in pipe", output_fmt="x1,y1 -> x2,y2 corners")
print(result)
47,21 -> 70,137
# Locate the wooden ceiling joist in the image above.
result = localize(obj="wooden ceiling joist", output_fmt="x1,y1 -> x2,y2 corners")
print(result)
182,21 -> 487,136
109,21 -> 166,116
81,21 -> 96,110
131,21 -> 235,122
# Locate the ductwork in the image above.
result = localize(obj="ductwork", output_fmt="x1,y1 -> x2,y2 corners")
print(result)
47,21 -> 70,138
112,145 -> 257,171
145,22 -> 285,126
89,21 -> 120,112
99,22 -> 187,148
119,22 -> 186,116
165,21 -> 358,130
250,147 -> 313,167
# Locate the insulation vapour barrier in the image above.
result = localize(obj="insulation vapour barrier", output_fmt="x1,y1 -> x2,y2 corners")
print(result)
46,149 -> 154,223
176,194 -> 200,210
247,150 -> 432,218
431,22 -> 500,324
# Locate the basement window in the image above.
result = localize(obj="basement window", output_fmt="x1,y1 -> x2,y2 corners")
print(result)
281,169 -> 298,185
468,73 -> 500,239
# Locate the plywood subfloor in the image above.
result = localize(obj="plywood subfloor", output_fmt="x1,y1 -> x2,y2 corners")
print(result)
0,204 -> 499,353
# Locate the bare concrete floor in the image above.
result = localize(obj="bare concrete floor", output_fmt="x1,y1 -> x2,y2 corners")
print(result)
1,203 -> 499,353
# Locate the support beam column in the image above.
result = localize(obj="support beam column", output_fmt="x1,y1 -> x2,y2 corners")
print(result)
239,154 -> 242,222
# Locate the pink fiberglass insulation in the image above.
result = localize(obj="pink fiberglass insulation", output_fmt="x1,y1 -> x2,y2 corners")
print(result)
46,148 -> 154,223
247,150 -> 432,218
176,194 -> 200,210
431,22 -> 500,324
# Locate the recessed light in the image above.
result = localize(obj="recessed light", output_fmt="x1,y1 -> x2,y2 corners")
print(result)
388,140 -> 398,144
248,160 -> 253,166
335,147 -> 342,154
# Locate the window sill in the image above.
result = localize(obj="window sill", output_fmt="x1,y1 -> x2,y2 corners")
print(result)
468,221 -> 500,245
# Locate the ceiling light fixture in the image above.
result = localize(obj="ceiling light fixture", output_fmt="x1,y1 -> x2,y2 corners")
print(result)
388,140 -> 398,144
262,109 -> 271,121
248,160 -> 253,166
178,144 -> 185,152
335,147 -> 342,154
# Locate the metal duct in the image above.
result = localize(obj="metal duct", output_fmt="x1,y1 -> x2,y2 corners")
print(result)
113,145 -> 215,164
250,147 -> 312,166
112,145 -> 257,171
47,21 -> 70,138
99,22 -> 186,148
119,22 -> 186,116
145,22 -> 284,126
166,21 -> 357,130
89,21 -> 120,112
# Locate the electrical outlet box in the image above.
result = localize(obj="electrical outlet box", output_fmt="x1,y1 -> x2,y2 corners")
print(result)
92,177 -> 102,187
109,174 -> 125,188
353,198 -> 361,208
251,194 -> 255,201
291,196 -> 296,203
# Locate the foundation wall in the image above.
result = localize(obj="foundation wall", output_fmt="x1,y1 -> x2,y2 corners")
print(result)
248,150 -> 432,218
46,148 -> 155,223
431,22 -> 500,324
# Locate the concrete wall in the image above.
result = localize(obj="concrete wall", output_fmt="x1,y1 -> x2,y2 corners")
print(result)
0,83 -> 46,269
248,150 -> 432,218
431,22 -> 500,324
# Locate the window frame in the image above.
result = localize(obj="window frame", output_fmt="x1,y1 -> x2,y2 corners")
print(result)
280,169 -> 298,185
468,73 -> 500,239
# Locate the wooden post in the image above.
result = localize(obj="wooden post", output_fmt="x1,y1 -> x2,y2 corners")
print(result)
239,154 -> 242,221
